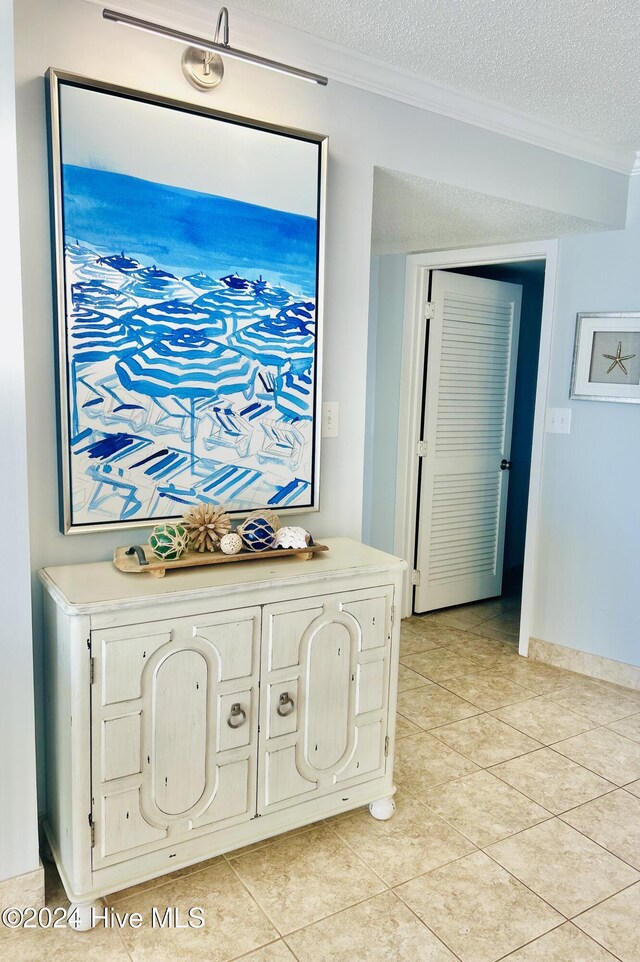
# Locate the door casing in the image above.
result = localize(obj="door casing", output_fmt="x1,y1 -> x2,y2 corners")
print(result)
394,240 -> 559,657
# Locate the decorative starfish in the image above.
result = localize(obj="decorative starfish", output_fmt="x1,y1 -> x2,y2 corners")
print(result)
603,341 -> 635,375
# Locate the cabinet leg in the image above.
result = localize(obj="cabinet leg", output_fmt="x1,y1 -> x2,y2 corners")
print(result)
68,900 -> 103,931
369,796 -> 396,820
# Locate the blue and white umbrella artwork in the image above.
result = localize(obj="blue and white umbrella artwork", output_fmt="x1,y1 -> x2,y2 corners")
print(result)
224,301 -> 316,372
70,309 -> 141,363
115,330 -> 261,453
121,299 -> 230,342
71,280 -> 137,311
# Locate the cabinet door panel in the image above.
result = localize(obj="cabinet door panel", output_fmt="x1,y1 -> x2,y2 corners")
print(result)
154,650 -> 208,816
102,631 -> 171,704
103,714 -> 141,781
269,606 -> 324,670
335,721 -> 383,782
259,586 -> 393,815
92,608 -> 260,870
102,789 -> 166,858
305,622 -> 352,771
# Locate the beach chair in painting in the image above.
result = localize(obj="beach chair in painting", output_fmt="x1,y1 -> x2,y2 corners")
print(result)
256,418 -> 304,470
201,407 -> 253,458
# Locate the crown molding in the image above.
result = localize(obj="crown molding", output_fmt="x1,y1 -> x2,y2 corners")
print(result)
88,0 -> 637,175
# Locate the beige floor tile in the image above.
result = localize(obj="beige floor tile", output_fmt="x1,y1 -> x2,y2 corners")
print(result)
442,638 -> 519,670
608,712 -> 640,743
574,882 -> 640,961
489,748 -> 615,814
330,793 -> 475,886
223,825 -> 320,861
396,850 -> 562,962
232,942 -> 297,962
1,918 -> 133,961
430,713 -> 543,767
550,681 -> 640,724
486,818 -> 639,917
395,712 -> 422,739
402,648 -> 487,682
493,661 -> 576,694
561,789 -> 640,869
407,609 -> 488,630
420,770 -> 550,847
105,855 -> 225,904
117,859 -> 278,962
480,607 -> 521,635
501,922 -> 619,961
400,627 -> 442,655
397,664 -> 430,692
230,826 -> 384,935
396,683 -> 481,731
553,727 -> 640,785
393,731 -> 480,793
438,671 -> 537,710
404,622 -> 484,647
625,779 -> 640,798
468,623 -> 522,645
285,891 -> 457,961
491,697 -> 595,744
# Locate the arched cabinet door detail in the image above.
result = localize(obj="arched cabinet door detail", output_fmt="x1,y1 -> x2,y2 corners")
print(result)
258,586 -> 394,814
90,607 -> 261,871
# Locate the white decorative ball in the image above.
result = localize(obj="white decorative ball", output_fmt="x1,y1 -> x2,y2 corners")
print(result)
220,533 -> 243,555
273,526 -> 311,550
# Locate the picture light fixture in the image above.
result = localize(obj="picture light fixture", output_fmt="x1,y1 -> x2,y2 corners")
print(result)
103,7 -> 329,90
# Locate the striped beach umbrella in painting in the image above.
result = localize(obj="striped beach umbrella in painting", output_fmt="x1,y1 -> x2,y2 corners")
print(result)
121,299 -> 229,341
126,265 -> 193,300
70,309 -> 141,362
273,366 -> 314,420
71,280 -> 137,311
115,330 -> 260,401
225,301 -> 316,371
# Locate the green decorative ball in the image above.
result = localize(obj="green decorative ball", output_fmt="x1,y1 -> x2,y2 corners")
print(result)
149,523 -> 190,561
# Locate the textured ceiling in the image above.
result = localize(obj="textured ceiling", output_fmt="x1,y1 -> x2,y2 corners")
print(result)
371,168 -> 609,255
235,0 -> 640,147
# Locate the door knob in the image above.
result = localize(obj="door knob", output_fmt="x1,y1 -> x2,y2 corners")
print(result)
500,459 -> 512,471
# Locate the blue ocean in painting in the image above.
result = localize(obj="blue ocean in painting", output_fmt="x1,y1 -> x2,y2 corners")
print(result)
63,165 -> 318,297
62,165 -> 317,526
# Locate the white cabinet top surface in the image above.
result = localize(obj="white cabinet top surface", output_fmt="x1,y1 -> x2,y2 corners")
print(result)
40,538 -> 406,614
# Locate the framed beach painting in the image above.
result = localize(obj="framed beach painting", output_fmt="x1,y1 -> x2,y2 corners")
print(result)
570,312 -> 640,403
46,69 -> 326,534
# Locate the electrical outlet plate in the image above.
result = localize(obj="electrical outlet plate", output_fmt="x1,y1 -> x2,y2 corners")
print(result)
546,407 -> 572,434
322,401 -> 339,438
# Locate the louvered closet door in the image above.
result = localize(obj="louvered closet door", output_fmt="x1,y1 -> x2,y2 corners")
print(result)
415,270 -> 522,612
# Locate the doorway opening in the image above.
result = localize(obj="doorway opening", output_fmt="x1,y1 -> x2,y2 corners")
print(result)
394,240 -> 559,657
411,260 -> 545,648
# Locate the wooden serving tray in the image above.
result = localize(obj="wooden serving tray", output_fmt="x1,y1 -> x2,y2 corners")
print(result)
113,542 -> 329,578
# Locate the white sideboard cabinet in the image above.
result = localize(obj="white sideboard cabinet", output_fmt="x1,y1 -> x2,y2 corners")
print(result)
40,538 -> 406,927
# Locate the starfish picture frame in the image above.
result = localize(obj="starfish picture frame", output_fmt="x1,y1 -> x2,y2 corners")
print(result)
570,312 -> 640,403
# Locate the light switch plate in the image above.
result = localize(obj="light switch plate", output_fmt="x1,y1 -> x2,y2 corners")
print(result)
322,401 -> 339,437
546,407 -> 572,434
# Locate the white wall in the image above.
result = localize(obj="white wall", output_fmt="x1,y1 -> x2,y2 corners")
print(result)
363,254 -> 406,553
0,0 -> 40,882
10,0 -> 634,810
532,176 -> 640,667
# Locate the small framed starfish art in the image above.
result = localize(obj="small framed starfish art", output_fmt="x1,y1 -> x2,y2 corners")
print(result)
570,312 -> 640,403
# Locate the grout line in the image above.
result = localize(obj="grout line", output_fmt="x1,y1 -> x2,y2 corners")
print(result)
229,936 -> 292,962
387,888 -> 465,962
224,853 -> 284,937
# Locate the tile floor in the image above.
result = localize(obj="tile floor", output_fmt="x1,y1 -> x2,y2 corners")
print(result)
9,596 -> 640,961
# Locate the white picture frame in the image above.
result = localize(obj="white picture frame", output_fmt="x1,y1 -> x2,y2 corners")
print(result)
570,312 -> 640,403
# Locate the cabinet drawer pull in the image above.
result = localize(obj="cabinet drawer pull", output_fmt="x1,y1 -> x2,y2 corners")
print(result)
227,703 -> 247,729
277,692 -> 295,717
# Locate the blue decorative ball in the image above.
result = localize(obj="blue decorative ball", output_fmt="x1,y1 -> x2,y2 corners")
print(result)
238,517 -> 275,552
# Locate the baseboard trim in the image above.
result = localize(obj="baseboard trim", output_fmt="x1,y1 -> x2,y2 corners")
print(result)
529,637 -> 640,693
0,862 -> 44,910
